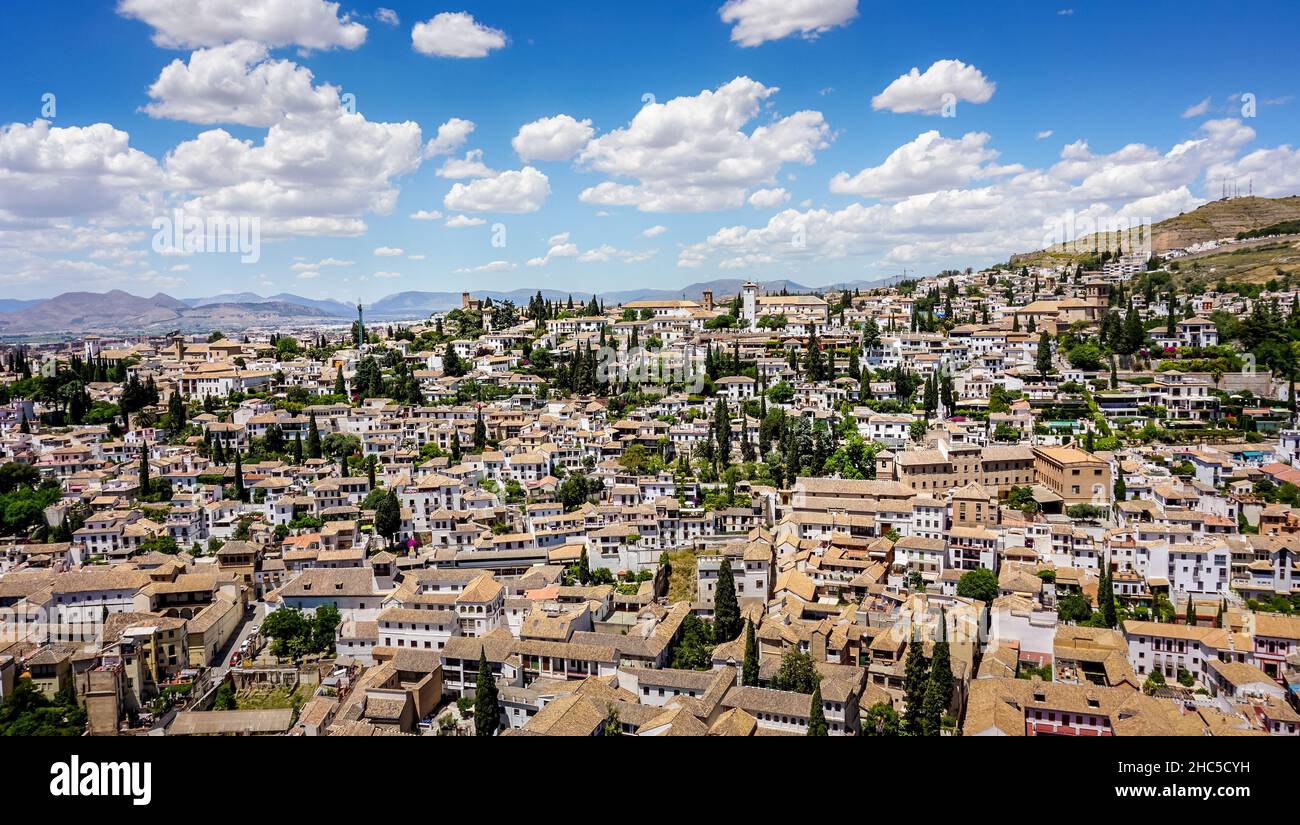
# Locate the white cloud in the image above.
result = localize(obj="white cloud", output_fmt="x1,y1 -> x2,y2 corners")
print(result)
142,40 -> 342,127
116,0 -> 367,50
371,270 -> 401,278
407,254 -> 425,261
1182,97 -> 1212,118
412,12 -> 506,58
443,166 -> 550,213
577,76 -> 829,212
871,59 -> 995,115
527,231 -> 655,266
1036,130 -> 1054,140
291,257 -> 353,272
163,97 -> 424,237
445,215 -> 486,228
436,149 -> 495,179
1207,144 -> 1300,197
409,209 -> 443,221
0,120 -> 164,222
424,118 -> 475,157
455,260 -> 515,273
373,246 -> 402,256
512,115 -> 595,161
676,119 -> 1256,273
719,0 -> 858,47
643,225 -> 668,238
748,187 -> 790,208
829,131 -> 1021,199
375,7 -> 398,26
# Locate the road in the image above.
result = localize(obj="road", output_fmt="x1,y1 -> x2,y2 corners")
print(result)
209,600 -> 267,684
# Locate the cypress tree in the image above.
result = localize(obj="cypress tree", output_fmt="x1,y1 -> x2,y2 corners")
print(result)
307,413 -> 322,459
902,620 -> 929,735
921,609 -> 953,736
450,429 -> 462,463
714,557 -> 740,642
474,647 -> 499,737
139,440 -> 150,495
577,547 -> 591,585
233,450 -> 246,501
292,433 -> 303,464
807,683 -> 828,736
1099,555 -> 1117,628
168,390 -> 186,435
473,406 -> 486,450
1185,598 -> 1196,627
742,619 -> 759,686
1215,600 -> 1225,629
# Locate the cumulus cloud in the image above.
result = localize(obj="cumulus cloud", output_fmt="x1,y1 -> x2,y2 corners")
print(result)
512,115 -> 595,161
374,7 -> 398,26
412,12 -> 506,58
436,149 -> 495,179
443,167 -> 550,213
445,214 -> 486,228
424,118 -> 475,157
871,59 -> 995,115
748,187 -> 790,208
719,0 -> 859,47
577,76 -> 829,212
0,120 -> 164,222
455,260 -> 515,273
675,119 -> 1256,274
528,232 -> 655,266
142,40 -> 342,127
116,0 -> 367,50
829,131 -> 1022,199
1182,97 -> 1212,118
373,246 -> 402,256
1036,130 -> 1054,140
643,225 -> 668,238
1207,144 -> 1300,197
409,209 -> 443,221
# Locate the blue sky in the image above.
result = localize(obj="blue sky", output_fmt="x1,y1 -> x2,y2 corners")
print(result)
1,0 -> 1297,302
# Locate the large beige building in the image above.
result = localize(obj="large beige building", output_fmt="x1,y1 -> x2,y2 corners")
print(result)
880,438 -> 1035,496
1032,446 -> 1112,506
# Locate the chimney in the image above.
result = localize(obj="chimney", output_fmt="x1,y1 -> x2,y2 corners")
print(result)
702,290 -> 714,311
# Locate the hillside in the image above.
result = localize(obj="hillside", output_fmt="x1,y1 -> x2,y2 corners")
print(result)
0,291 -> 342,336
1011,195 -> 1300,266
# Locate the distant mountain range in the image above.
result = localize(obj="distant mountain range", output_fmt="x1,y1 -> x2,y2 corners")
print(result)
0,277 -> 900,336
0,290 -> 348,336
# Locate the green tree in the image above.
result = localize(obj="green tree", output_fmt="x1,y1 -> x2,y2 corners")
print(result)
741,619 -> 759,687
713,557 -> 740,642
772,649 -> 819,694
233,450 -> 246,502
374,490 -> 401,546
861,702 -> 900,736
474,647 -> 499,737
1036,331 -> 1053,376
807,683 -> 828,736
214,682 -> 237,710
307,413 -> 322,459
921,610 -> 953,736
955,567 -> 997,604
902,623 -> 929,735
